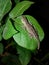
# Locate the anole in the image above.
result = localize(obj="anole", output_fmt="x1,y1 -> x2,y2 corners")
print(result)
21,16 -> 40,49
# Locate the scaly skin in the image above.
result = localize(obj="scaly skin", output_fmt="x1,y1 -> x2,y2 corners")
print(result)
21,16 -> 40,49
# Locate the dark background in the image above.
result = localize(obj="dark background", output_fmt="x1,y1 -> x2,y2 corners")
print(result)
0,0 -> 49,65
24,0 -> 49,65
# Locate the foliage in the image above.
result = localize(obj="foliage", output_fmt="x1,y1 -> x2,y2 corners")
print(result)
0,0 -> 44,65
0,43 -> 4,54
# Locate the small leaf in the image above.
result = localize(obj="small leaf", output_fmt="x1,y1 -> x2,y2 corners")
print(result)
23,0 -> 28,1
0,26 -> 2,41
16,45 -> 31,65
13,17 -> 38,51
14,0 -> 20,3
0,25 -> 5,41
0,33 -> 2,41
25,15 -> 44,41
3,19 -> 17,40
2,54 -> 21,65
9,1 -> 33,19
0,0 -> 12,21
0,43 -> 4,54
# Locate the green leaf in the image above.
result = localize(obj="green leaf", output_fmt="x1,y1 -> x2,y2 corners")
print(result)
14,0 -> 20,3
9,1 -> 33,19
0,0 -> 12,21
13,33 -> 38,51
2,54 -> 21,65
13,17 -> 38,51
16,45 -> 31,65
0,25 -> 5,41
0,33 -> 2,41
25,15 -> 44,41
3,18 -> 17,40
0,43 -> 4,54
23,0 -> 28,1
0,27 -> 2,41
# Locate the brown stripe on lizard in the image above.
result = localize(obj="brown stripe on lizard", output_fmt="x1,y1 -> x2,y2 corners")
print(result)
21,16 -> 40,49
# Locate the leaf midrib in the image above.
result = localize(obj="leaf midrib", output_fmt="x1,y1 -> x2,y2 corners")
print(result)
15,2 -> 31,17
